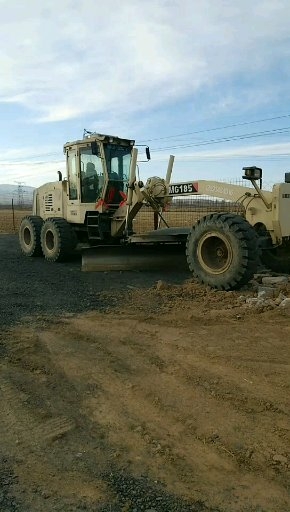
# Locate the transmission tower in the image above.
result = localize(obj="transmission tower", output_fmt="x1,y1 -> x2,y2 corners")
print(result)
14,181 -> 25,209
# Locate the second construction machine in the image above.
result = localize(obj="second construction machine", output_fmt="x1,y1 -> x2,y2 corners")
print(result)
19,131 -> 290,290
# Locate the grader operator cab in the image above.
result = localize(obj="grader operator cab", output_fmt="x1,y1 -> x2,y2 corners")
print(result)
19,131 -> 290,290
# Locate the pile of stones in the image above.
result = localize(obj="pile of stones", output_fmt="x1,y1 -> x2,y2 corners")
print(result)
240,275 -> 290,311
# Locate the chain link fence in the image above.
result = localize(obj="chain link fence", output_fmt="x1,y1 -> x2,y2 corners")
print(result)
133,196 -> 244,233
132,179 -> 276,233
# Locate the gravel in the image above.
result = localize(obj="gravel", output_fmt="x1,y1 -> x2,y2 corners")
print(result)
0,457 -> 21,512
0,235 -> 189,330
98,472 -> 220,512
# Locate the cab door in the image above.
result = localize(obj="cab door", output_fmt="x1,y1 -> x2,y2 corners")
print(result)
66,149 -> 81,223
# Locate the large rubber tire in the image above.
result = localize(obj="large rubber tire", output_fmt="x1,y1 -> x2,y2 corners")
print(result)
41,218 -> 77,262
261,242 -> 290,273
19,215 -> 43,257
186,213 -> 260,290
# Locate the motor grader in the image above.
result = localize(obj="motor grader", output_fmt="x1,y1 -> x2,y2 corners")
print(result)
19,131 -> 290,290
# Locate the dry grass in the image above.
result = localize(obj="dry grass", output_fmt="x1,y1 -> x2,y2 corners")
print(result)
0,209 -> 31,234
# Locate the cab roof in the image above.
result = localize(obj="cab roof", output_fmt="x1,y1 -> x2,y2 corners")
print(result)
63,133 -> 135,151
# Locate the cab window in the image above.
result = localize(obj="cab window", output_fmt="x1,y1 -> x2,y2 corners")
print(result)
80,147 -> 104,203
103,144 -> 131,204
67,152 -> 78,200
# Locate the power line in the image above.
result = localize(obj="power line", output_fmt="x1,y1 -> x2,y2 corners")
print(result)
2,113 -> 290,163
1,110 -> 290,163
150,126 -> 290,152
5,151 -> 290,183
0,159 -> 63,167
0,151 -> 61,163
1,121 -> 290,182
167,153 -> 290,161
138,112 -> 290,144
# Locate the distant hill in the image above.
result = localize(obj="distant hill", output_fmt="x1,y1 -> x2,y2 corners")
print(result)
0,184 -> 34,206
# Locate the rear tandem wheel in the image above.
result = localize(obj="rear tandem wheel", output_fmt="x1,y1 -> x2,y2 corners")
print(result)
186,213 -> 260,290
19,215 -> 43,257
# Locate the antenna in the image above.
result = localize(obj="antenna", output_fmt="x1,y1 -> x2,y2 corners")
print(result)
83,128 -> 93,139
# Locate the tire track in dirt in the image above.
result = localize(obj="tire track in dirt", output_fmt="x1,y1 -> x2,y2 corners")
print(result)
0,373 -> 75,447
39,330 -> 235,506
56,316 -> 290,445
0,325 -> 217,511
0,339 -> 110,509
38,315 -> 290,512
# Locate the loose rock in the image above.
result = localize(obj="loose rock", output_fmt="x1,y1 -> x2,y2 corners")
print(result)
262,276 -> 288,285
245,298 -> 264,307
257,287 -> 275,299
279,298 -> 290,309
156,280 -> 171,291
274,292 -> 288,305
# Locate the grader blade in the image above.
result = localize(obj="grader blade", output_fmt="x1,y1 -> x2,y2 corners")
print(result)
81,244 -> 187,272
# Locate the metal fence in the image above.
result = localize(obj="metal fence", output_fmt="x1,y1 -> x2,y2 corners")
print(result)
132,179 -> 276,233
132,195 -> 244,233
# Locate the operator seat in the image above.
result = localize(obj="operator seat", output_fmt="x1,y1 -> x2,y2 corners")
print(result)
82,162 -> 99,203
106,171 -> 126,205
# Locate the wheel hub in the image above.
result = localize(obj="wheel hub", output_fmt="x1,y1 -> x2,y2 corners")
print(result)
23,227 -> 32,246
45,230 -> 55,251
197,232 -> 233,275
216,247 -> 225,258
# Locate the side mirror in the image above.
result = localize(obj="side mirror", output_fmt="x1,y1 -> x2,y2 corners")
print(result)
91,141 -> 100,157
146,146 -> 151,161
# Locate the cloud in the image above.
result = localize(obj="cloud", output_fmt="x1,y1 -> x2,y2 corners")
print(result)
0,145 -> 63,187
0,0 -> 290,122
0,145 -> 60,161
0,159 -> 64,187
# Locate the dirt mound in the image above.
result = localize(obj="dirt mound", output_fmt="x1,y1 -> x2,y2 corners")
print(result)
101,276 -> 290,323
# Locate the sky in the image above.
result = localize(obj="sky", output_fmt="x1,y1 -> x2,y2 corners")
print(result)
1,0 -> 290,189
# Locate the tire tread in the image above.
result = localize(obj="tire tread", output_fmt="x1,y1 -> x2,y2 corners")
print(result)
186,213 -> 259,290
19,215 -> 43,257
41,218 -> 77,262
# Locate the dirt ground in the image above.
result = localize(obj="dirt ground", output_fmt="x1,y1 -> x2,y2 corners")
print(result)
0,236 -> 289,511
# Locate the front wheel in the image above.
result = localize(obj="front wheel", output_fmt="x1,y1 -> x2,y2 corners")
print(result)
186,213 -> 259,290
41,218 -> 77,262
